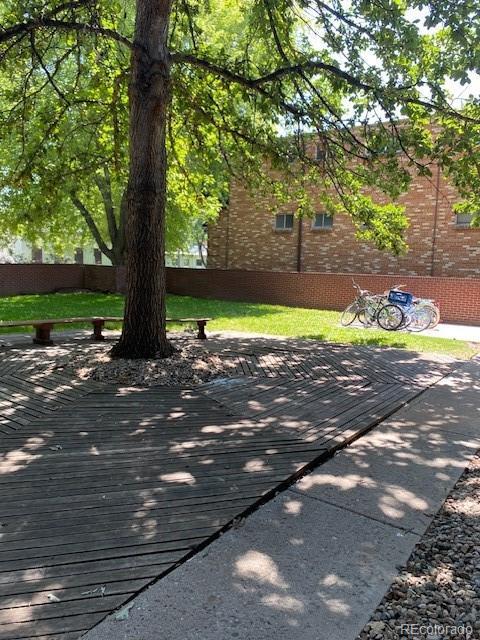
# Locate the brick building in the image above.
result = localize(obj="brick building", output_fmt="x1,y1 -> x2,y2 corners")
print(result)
208,166 -> 480,277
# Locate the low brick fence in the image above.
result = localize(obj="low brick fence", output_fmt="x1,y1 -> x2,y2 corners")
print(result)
166,268 -> 480,326
1,264 -> 478,325
0,264 -> 125,296
84,265 -> 126,293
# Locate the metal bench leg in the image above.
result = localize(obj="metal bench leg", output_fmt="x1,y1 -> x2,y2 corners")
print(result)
33,323 -> 54,346
91,320 -> 105,341
196,320 -> 207,340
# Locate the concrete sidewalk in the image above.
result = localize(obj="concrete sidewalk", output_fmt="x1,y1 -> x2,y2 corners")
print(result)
422,322 -> 480,342
80,361 -> 480,640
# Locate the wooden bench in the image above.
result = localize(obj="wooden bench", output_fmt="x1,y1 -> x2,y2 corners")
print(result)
0,317 -> 211,345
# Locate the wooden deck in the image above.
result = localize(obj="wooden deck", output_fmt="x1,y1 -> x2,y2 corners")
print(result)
0,338 -> 455,639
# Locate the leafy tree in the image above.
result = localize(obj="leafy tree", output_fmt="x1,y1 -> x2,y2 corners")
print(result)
0,2 -> 230,264
0,0 -> 478,357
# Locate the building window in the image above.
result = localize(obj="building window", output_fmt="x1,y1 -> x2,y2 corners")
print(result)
455,212 -> 474,227
74,248 -> 84,264
275,213 -> 294,231
94,249 -> 102,265
32,247 -> 43,263
312,212 -> 333,230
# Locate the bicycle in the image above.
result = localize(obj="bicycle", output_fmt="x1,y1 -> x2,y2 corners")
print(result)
416,298 -> 440,328
341,281 -> 440,332
387,285 -> 438,332
341,280 -> 404,330
341,281 -> 382,326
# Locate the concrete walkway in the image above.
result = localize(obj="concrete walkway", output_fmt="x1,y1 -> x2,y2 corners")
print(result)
422,322 -> 480,342
341,321 -> 480,343
2,335 -> 453,639
83,360 -> 480,640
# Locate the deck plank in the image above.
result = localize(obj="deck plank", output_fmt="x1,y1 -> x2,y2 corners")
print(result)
0,339 -> 453,639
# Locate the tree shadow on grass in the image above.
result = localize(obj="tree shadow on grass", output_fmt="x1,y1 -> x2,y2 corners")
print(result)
298,332 -> 411,350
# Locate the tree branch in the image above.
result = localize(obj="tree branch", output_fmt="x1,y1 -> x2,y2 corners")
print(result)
171,52 -> 368,91
29,32 -> 70,105
94,167 -> 118,246
171,52 -> 396,92
0,18 -> 132,48
312,1 -> 375,39
171,52 -> 478,122
70,191 -> 114,260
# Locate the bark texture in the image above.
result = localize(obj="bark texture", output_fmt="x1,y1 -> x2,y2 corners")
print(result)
112,0 -> 174,359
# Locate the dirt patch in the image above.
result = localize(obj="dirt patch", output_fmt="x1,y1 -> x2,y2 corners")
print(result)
69,338 -> 239,386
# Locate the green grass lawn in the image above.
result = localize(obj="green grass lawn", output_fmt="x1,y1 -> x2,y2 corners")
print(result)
0,291 -> 477,359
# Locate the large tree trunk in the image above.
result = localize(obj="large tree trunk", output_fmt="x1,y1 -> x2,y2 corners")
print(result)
111,0 -> 174,359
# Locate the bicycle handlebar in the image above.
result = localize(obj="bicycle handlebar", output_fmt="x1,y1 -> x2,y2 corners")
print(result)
351,278 -> 371,297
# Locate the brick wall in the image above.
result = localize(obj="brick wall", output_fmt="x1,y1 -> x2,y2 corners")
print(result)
83,265 -> 126,293
208,171 -> 480,277
166,267 -> 480,326
0,264 -> 85,296
430,173 -> 480,276
1,264 -> 478,326
0,264 -> 125,296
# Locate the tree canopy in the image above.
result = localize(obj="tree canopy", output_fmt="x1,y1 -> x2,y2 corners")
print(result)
0,0 -> 478,355
0,1 -> 237,262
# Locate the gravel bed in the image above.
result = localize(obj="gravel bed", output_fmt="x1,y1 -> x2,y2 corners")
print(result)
357,455 -> 480,640
68,338 -> 240,386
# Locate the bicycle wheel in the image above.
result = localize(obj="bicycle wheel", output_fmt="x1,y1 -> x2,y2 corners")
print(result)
377,304 -> 404,331
358,295 -> 384,326
429,307 -> 440,328
400,312 -> 412,330
422,303 -> 440,328
408,307 -> 432,332
341,302 -> 359,326
359,303 -> 376,325
357,310 -> 370,326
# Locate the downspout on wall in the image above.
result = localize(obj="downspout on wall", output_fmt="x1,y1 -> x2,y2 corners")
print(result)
296,217 -> 303,272
224,206 -> 230,269
430,164 -> 441,276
